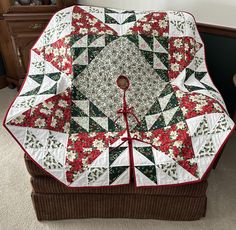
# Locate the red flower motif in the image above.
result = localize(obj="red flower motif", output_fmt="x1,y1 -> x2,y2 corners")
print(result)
9,89 -> 72,133
129,12 -> 169,36
173,87 -> 225,119
169,37 -> 202,79
71,6 -> 117,36
178,160 -> 198,177
87,149 -> 100,165
34,37 -> 73,75
65,130 -> 125,183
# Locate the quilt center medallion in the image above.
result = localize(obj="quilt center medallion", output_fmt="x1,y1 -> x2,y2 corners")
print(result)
73,36 -> 167,129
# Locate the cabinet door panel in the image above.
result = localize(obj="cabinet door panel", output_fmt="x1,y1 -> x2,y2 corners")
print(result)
9,21 -> 48,34
15,35 -> 39,78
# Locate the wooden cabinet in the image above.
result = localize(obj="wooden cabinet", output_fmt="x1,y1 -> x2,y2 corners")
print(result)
0,0 -> 77,88
4,13 -> 52,86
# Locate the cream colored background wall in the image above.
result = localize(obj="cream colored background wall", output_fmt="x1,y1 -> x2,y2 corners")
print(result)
79,0 -> 236,28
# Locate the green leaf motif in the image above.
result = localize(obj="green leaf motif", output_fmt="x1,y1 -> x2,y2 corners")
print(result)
47,131 -> 63,149
157,162 -> 177,180
25,130 -> 43,149
136,165 -> 157,184
43,152 -> 63,169
194,117 -> 209,136
171,20 -> 185,33
14,97 -> 36,108
88,167 -> 107,184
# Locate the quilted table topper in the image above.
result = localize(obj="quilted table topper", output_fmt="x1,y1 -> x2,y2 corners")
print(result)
4,5 -> 235,188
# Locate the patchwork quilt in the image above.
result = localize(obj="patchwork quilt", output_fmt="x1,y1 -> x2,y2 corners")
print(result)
4,5 -> 235,188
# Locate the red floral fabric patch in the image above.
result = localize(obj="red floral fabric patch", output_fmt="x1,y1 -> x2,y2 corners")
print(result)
71,6 -> 118,36
138,121 -> 198,177
173,86 -> 225,119
9,90 -> 72,133
169,37 -> 202,79
33,37 -> 73,75
129,12 -> 169,36
66,130 -> 126,183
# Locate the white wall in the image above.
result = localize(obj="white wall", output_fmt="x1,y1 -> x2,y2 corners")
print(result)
79,0 -> 236,29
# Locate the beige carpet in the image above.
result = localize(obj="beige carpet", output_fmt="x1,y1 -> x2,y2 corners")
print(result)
0,87 -> 235,230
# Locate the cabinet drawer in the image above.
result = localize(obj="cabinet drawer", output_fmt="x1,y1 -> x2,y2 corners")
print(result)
8,20 -> 48,34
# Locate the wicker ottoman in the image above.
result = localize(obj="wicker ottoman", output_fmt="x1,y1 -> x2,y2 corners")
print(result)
24,154 -> 208,221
